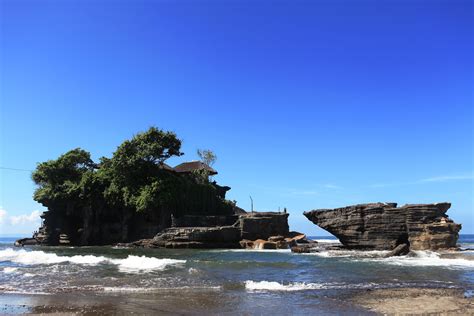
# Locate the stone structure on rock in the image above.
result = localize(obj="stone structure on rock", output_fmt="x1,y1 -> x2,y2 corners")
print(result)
125,212 -> 293,249
303,202 -> 461,251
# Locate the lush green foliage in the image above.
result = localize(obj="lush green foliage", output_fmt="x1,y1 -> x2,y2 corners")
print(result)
32,148 -> 95,206
32,127 -> 232,216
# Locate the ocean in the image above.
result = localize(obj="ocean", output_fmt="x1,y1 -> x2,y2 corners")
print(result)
0,235 -> 473,314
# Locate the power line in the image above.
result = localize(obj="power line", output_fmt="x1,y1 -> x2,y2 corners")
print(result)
0,166 -> 33,172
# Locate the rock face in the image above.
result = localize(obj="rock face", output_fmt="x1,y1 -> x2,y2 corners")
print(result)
384,243 -> 410,257
17,179 -> 239,247
124,212 -> 291,249
239,213 -> 289,240
14,238 -> 38,247
304,202 -> 461,251
133,226 -> 241,249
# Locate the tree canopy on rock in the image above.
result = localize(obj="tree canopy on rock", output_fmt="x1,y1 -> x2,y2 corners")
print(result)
32,127 -> 233,216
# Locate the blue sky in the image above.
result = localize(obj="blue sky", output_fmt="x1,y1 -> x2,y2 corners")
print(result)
0,0 -> 472,236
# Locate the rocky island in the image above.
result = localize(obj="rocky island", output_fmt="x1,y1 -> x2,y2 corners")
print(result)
15,127 -> 298,249
304,202 -> 461,252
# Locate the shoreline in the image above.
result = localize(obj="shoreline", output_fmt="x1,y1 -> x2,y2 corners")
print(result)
350,287 -> 474,315
2,237 -> 473,315
1,287 -> 473,315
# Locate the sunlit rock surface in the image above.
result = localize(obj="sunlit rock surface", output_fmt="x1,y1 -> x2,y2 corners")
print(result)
304,202 -> 461,251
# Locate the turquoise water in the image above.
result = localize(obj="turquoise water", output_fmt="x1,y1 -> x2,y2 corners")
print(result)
0,235 -> 473,314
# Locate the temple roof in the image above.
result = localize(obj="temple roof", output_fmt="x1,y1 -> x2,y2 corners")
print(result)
173,161 -> 217,175
158,162 -> 174,171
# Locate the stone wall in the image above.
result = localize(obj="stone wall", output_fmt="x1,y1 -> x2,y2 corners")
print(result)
238,212 -> 290,240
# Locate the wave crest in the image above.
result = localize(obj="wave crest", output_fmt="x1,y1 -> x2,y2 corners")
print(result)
245,280 -> 324,291
372,250 -> 474,269
0,248 -> 185,273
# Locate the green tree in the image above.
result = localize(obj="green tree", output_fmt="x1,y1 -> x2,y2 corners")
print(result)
104,127 -> 183,209
32,148 -> 95,206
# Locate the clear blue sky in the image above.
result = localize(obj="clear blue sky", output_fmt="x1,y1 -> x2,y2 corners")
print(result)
0,0 -> 472,236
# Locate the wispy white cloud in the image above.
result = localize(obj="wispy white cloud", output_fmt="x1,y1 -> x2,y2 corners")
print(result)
369,172 -> 473,188
9,210 -> 42,225
419,174 -> 474,183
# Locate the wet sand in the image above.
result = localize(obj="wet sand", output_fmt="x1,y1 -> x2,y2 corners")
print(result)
3,288 -> 473,315
0,290 -> 367,315
351,287 -> 474,315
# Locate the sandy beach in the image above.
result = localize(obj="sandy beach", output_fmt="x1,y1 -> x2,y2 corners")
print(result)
351,287 -> 474,315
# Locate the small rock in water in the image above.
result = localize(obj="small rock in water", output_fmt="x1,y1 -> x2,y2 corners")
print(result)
291,244 -> 319,253
384,243 -> 410,257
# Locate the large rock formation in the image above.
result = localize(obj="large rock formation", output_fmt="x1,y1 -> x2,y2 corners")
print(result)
132,226 -> 242,249
18,177 -> 237,247
19,128 -> 290,249
304,202 -> 461,251
125,212 -> 291,249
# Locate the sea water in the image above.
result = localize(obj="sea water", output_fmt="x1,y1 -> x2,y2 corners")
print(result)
0,235 -> 473,314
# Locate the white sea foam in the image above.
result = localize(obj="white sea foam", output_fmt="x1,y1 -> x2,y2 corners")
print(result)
1,289 -> 50,295
370,251 -> 474,269
245,280 -> 325,291
188,267 -> 199,274
0,248 -> 108,265
2,267 -> 18,273
244,281 -> 373,291
110,255 -> 185,273
102,285 -> 221,293
213,249 -> 292,253
312,239 -> 341,244
0,248 -> 185,273
304,248 -> 474,269
244,280 -> 455,292
102,286 -> 161,293
306,249 -> 389,258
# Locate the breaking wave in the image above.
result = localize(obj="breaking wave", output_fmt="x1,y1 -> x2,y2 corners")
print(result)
306,249 -> 389,258
244,280 -> 457,292
370,251 -> 474,269
301,249 -> 474,269
0,248 -> 185,273
245,280 -> 325,291
2,267 -> 18,274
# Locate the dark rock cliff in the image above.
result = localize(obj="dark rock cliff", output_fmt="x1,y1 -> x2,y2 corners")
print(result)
29,178 -> 237,246
304,202 -> 461,251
